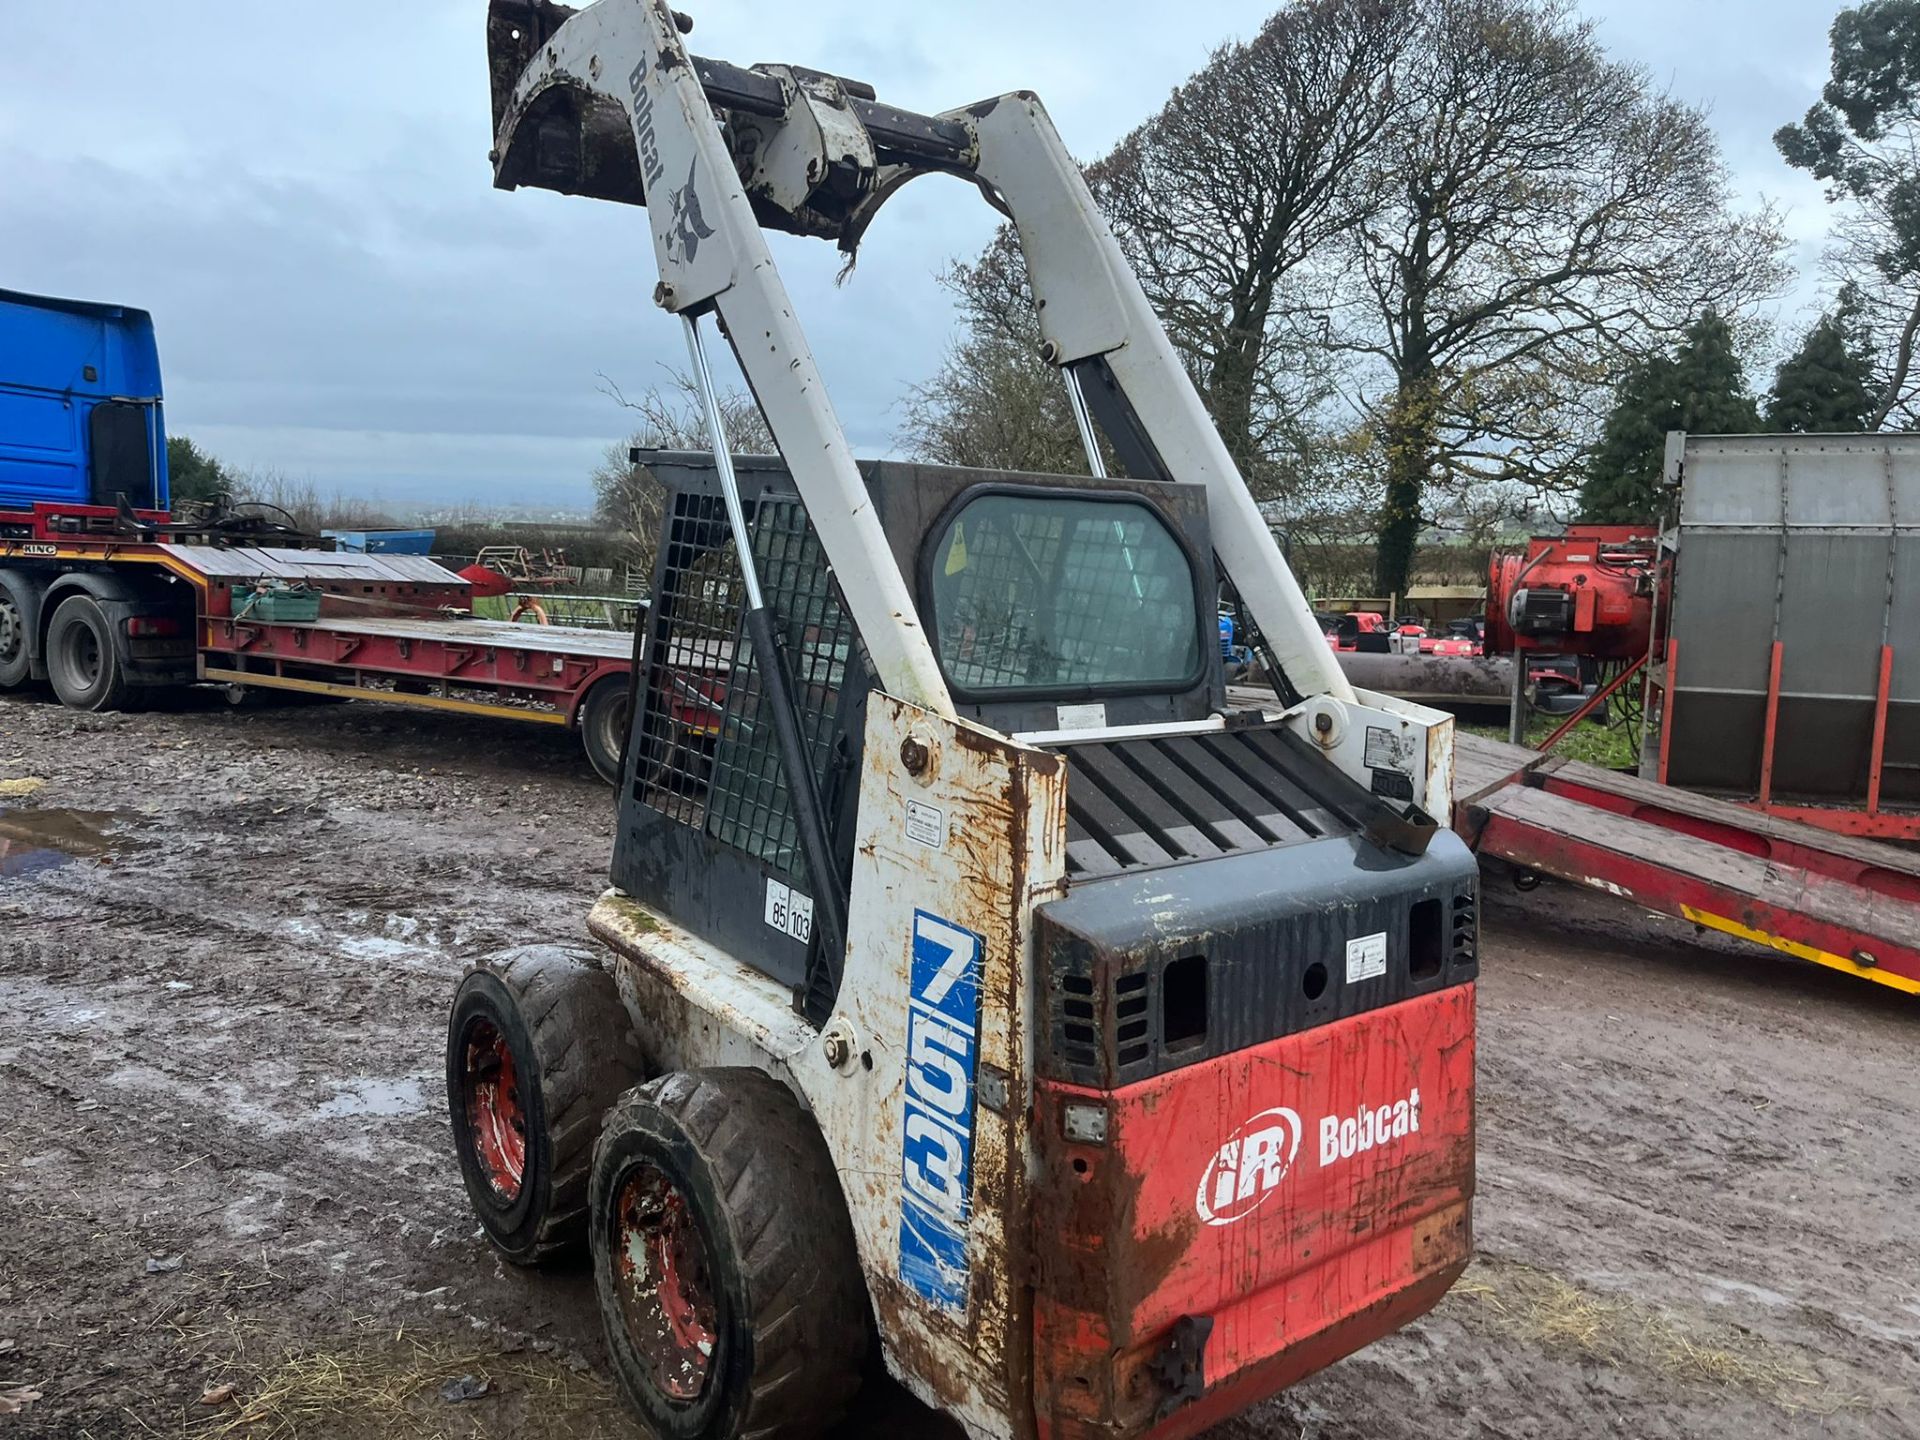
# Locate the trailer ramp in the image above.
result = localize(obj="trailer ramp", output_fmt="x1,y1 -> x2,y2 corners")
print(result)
1456,734 -> 1920,996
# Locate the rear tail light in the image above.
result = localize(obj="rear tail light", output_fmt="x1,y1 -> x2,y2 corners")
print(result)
126,616 -> 182,638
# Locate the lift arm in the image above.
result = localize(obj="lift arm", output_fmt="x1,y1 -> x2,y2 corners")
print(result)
490,0 -> 956,716
487,0 -> 1353,712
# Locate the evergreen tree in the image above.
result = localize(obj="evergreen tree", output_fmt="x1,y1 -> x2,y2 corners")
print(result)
1766,288 -> 1880,432
1579,312 -> 1760,523
1777,1 -> 1920,426
165,436 -> 233,505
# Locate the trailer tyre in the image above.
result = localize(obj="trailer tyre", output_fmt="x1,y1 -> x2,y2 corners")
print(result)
45,595 -> 130,711
591,1069 -> 869,1440
0,574 -> 34,690
580,677 -> 631,787
447,946 -> 644,1266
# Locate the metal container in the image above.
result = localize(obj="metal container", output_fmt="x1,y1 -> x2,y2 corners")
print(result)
1653,433 -> 1919,819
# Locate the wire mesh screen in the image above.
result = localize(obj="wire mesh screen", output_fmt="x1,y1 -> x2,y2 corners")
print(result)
632,488 -> 858,875
633,493 -> 742,824
704,498 -> 857,868
927,493 -> 1201,693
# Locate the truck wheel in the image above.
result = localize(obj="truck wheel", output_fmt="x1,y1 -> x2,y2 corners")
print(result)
590,1069 -> 869,1440
447,946 -> 644,1265
580,677 -> 631,787
45,595 -> 130,711
0,575 -> 33,690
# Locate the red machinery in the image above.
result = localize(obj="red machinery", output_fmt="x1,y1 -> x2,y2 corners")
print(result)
1460,467 -> 1920,999
1484,525 -> 1659,749
1485,525 -> 1656,663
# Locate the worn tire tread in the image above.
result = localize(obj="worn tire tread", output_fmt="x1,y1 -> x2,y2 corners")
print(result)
593,1067 -> 869,1440
451,947 -> 642,1264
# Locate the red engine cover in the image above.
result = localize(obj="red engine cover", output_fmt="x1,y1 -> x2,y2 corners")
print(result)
1031,985 -> 1476,1440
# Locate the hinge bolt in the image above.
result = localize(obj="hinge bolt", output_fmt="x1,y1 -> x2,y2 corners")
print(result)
900,737 -> 931,776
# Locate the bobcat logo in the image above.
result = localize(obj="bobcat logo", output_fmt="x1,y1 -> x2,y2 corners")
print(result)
666,161 -> 716,263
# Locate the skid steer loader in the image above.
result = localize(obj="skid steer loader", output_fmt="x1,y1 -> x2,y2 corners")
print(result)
446,4 -> 1478,1437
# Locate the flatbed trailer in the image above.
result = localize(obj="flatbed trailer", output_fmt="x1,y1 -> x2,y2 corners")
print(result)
0,504 -> 638,783
1455,732 -> 1920,997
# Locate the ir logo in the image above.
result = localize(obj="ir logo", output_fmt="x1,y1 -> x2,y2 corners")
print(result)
1194,1107 -> 1302,1227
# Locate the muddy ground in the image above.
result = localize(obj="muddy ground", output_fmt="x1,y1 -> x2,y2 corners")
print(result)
0,688 -> 1915,1440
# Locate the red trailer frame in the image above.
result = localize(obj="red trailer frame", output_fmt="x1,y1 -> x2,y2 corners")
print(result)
1,503 -> 640,781
1457,733 -> 1920,998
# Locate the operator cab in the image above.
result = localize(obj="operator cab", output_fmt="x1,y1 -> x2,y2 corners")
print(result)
617,451 -> 1474,1028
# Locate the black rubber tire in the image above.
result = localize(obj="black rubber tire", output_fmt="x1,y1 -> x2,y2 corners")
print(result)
580,676 -> 631,787
45,595 -> 130,711
0,573 -> 34,690
447,946 -> 644,1265
591,1069 -> 869,1440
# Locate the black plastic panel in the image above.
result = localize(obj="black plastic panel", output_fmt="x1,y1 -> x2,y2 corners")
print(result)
1037,827 -> 1479,1089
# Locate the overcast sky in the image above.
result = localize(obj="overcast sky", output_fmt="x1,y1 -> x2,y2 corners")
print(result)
1,1 -> 1839,514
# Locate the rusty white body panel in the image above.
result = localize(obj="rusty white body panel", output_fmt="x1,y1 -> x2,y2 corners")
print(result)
588,898 -> 816,1075
1356,688 -> 1456,824
590,696 -> 1067,1440
810,697 -> 1065,1439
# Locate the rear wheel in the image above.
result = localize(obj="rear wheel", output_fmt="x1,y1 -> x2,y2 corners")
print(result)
0,575 -> 33,690
447,946 -> 643,1264
580,677 -> 631,787
590,1068 -> 869,1440
45,595 -> 130,711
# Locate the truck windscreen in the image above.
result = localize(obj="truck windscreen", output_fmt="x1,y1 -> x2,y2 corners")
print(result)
926,491 -> 1202,697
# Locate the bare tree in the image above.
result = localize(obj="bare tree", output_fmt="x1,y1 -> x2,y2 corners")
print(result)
1093,0 -> 1413,486
900,230 -> 1088,475
594,371 -> 775,588
1342,0 -> 1788,596
911,0 -> 1409,500
223,470 -> 396,534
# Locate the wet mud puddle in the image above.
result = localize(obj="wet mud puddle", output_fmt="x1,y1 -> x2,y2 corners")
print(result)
0,808 -> 126,879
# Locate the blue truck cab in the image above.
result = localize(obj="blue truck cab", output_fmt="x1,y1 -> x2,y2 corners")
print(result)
0,289 -> 169,515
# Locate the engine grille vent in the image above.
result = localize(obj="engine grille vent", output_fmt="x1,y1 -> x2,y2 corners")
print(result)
1061,729 -> 1345,878
1453,893 -> 1477,965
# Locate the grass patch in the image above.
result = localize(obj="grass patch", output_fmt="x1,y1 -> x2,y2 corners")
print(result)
1454,1258 -> 1862,1414
193,1332 -> 643,1440
1460,713 -> 1640,770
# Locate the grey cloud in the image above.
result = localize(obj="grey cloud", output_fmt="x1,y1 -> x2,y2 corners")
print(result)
2,0 -> 1852,512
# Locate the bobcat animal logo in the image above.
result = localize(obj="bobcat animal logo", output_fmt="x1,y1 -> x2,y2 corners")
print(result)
666,161 -> 716,263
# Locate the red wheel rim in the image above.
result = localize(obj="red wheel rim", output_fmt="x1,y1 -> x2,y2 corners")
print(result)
463,1020 -> 527,1202
612,1164 -> 719,1403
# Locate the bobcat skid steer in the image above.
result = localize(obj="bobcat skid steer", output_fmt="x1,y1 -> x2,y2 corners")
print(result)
446,4 -> 1478,1438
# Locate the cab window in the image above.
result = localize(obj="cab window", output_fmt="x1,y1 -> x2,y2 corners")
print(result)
926,492 -> 1203,696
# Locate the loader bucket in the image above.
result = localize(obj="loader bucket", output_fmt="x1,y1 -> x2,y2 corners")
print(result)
486,0 -> 651,206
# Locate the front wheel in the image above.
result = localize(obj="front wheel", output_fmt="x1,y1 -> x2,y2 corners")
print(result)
591,1069 -> 869,1440
447,947 -> 643,1265
0,574 -> 34,690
